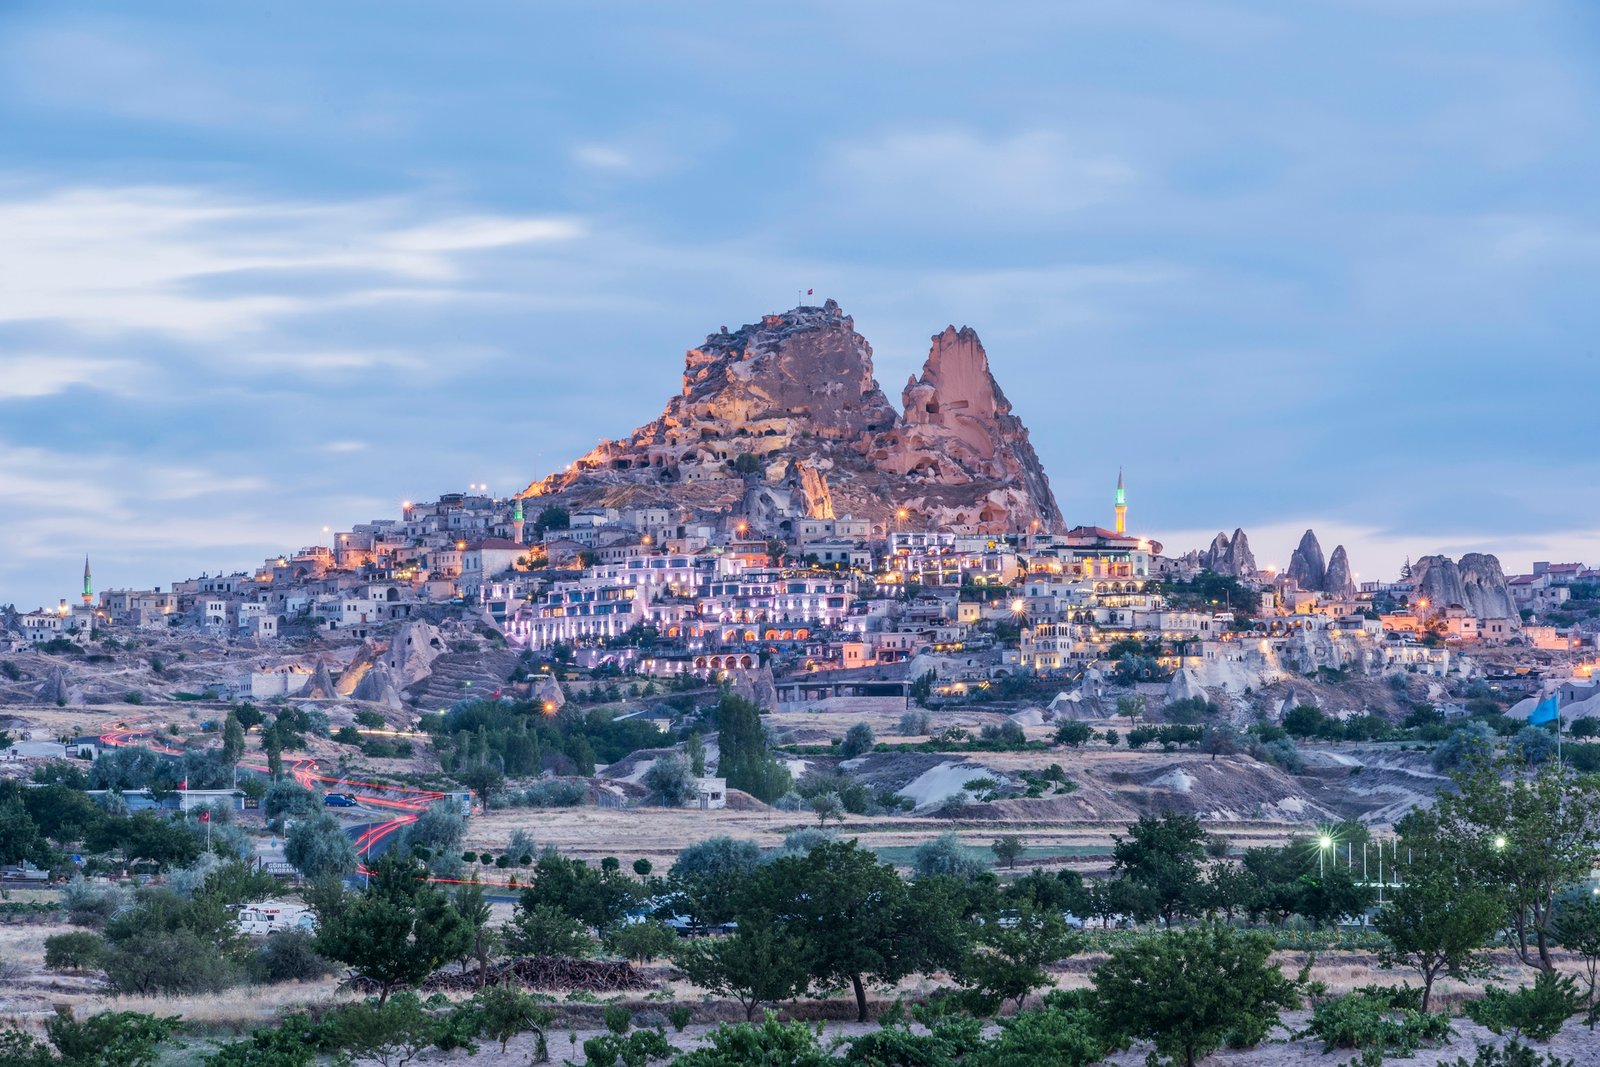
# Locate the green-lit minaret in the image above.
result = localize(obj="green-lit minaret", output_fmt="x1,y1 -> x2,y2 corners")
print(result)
82,555 -> 93,606
511,497 -> 526,545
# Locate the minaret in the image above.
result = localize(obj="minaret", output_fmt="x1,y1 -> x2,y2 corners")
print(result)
82,555 -> 93,606
1113,469 -> 1127,535
511,496 -> 525,545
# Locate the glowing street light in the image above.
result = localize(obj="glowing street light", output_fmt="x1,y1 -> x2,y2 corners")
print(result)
1318,833 -> 1334,875
1493,834 -> 1507,851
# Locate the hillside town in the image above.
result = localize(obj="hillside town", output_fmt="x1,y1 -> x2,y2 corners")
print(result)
8,474 -> 1600,723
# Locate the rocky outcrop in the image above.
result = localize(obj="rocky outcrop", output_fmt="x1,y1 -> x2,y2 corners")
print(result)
382,621 -> 448,688
36,666 -> 72,706
1287,530 -> 1327,592
1410,553 -> 1520,626
304,658 -> 338,699
1200,528 -> 1258,578
532,673 -> 565,711
1324,545 -> 1357,598
352,662 -> 404,709
521,300 -> 1060,535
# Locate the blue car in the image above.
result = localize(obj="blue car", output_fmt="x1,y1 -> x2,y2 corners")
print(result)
322,793 -> 357,808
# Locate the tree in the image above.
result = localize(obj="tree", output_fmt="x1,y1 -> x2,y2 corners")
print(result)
643,754 -> 695,807
322,992 -> 441,1067
990,835 -> 1025,870
262,781 -> 318,822
684,732 -> 707,777
221,713 -> 246,767
516,851 -> 637,934
313,853 -> 469,1003
1116,694 -> 1144,725
472,984 -> 552,1059
715,694 -> 791,803
453,879 -> 497,989
1110,812 -> 1207,926
1054,721 -> 1093,747
535,505 -> 570,532
674,924 -> 813,1020
1553,890 -> 1600,1018
911,832 -> 985,880
1375,810 -> 1505,1010
1436,762 -> 1600,973
959,905 -> 1082,1013
840,722 -> 875,758
1093,925 -> 1302,1067
1432,720 -> 1499,772
285,811 -> 357,881
809,792 -> 845,828
669,836 -> 764,927
1283,704 -> 1325,738
398,801 -> 465,870
503,902 -> 592,957
1200,724 -> 1241,761
1511,726 -> 1558,767
746,840 -> 927,1022
602,918 -> 677,963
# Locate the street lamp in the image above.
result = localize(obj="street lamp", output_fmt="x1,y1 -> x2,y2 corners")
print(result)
1493,834 -> 1507,851
1318,833 -> 1334,876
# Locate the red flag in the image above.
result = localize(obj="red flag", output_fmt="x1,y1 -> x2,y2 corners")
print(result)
199,810 -> 210,823
806,289 -> 813,295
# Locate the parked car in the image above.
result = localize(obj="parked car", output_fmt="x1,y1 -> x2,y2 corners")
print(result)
322,792 -> 357,807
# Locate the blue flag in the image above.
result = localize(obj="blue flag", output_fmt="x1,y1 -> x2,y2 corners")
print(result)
1528,694 -> 1559,726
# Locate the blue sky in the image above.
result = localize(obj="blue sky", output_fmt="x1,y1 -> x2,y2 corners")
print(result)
3,0 -> 1599,609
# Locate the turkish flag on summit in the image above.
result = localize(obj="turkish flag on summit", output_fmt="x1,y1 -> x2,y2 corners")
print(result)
806,289 -> 813,295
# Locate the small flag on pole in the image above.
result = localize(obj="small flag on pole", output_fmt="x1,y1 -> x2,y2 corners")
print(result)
1528,692 -> 1559,726
806,289 -> 813,296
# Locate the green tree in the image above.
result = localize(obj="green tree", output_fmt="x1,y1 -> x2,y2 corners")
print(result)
990,834 -> 1025,870
1282,704 -> 1325,738
516,851 -> 637,934
745,839 -> 944,1022
1116,694 -> 1145,725
643,753 -> 696,807
472,984 -> 552,1058
675,924 -> 813,1020
669,836 -> 764,926
840,722 -> 875,758
1093,925 -> 1302,1067
313,853 -> 469,1003
1436,762 -> 1600,973
221,713 -> 246,767
715,693 -> 791,802
1110,812 -> 1207,926
503,902 -> 593,957
1054,720 -> 1093,747
1553,890 -> 1600,1017
453,878 -> 497,989
322,992 -> 442,1067
284,811 -> 357,880
959,905 -> 1083,1013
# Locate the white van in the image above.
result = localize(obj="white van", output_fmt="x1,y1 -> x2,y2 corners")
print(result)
236,900 -> 316,936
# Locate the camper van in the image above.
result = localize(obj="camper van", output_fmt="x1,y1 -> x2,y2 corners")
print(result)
236,900 -> 316,936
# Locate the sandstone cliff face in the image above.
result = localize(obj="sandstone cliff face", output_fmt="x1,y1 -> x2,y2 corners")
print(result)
1324,545 -> 1356,598
1287,530 -> 1327,592
522,300 -> 1061,534
1411,553 -> 1520,626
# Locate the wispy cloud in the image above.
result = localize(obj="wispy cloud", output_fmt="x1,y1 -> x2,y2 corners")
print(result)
0,183 -> 582,338
0,355 -> 141,399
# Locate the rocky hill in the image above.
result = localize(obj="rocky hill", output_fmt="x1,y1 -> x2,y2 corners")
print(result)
521,300 -> 1061,534
1411,552 -> 1520,625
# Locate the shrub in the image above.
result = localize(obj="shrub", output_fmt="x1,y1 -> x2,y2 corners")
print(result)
839,723 -> 875,758
899,710 -> 931,736
602,1004 -> 632,1035
643,754 -> 696,807
516,780 -> 589,808
602,920 -> 677,963
251,929 -> 336,984
1054,721 -> 1093,747
911,833 -> 986,880
1432,721 -> 1498,772
62,877 -> 131,929
1444,1040 -> 1576,1067
44,930 -> 106,972
1300,987 -> 1453,1063
1465,972 -> 1583,1041
667,1005 -> 692,1032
